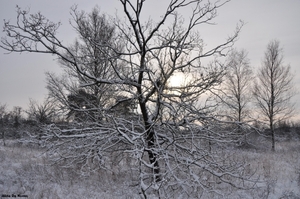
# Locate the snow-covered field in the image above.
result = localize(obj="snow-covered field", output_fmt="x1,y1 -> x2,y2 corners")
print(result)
1,136 -> 300,199
0,140 -> 144,198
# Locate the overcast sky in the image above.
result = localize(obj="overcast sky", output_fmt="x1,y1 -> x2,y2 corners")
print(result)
0,0 -> 299,118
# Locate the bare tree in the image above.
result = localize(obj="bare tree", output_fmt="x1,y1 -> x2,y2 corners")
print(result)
223,49 -> 253,122
216,49 -> 253,144
45,7 -> 122,120
0,103 -> 8,145
11,106 -> 22,128
0,104 -> 7,125
253,40 -> 295,151
26,98 -> 57,124
1,1 -> 258,197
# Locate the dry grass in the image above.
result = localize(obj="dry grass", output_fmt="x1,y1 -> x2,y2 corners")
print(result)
0,140 -> 140,198
231,139 -> 300,199
1,137 -> 300,198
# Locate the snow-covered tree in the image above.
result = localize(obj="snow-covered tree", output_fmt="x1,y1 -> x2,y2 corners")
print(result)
1,1 -> 258,197
45,6 -> 123,121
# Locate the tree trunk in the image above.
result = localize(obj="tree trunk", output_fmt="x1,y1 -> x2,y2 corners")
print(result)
139,99 -> 161,182
1,120 -> 5,146
270,119 -> 275,151
271,124 -> 275,151
146,128 -> 161,182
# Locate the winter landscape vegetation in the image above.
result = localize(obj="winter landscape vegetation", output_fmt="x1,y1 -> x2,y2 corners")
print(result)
0,0 -> 299,198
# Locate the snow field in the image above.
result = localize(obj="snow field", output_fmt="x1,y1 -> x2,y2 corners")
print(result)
0,138 -> 300,198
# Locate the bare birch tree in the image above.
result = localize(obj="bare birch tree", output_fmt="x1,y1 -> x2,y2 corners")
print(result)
253,40 -> 295,151
1,1 -> 258,197
217,49 -> 253,144
223,49 -> 253,122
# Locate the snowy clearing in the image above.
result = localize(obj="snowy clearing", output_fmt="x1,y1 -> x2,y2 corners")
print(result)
1,136 -> 300,198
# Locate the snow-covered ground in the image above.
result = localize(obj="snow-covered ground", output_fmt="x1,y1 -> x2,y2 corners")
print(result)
0,140 -> 141,198
1,137 -> 300,198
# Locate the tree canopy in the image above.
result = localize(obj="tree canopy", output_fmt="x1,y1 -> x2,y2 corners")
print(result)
0,1 -> 259,198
